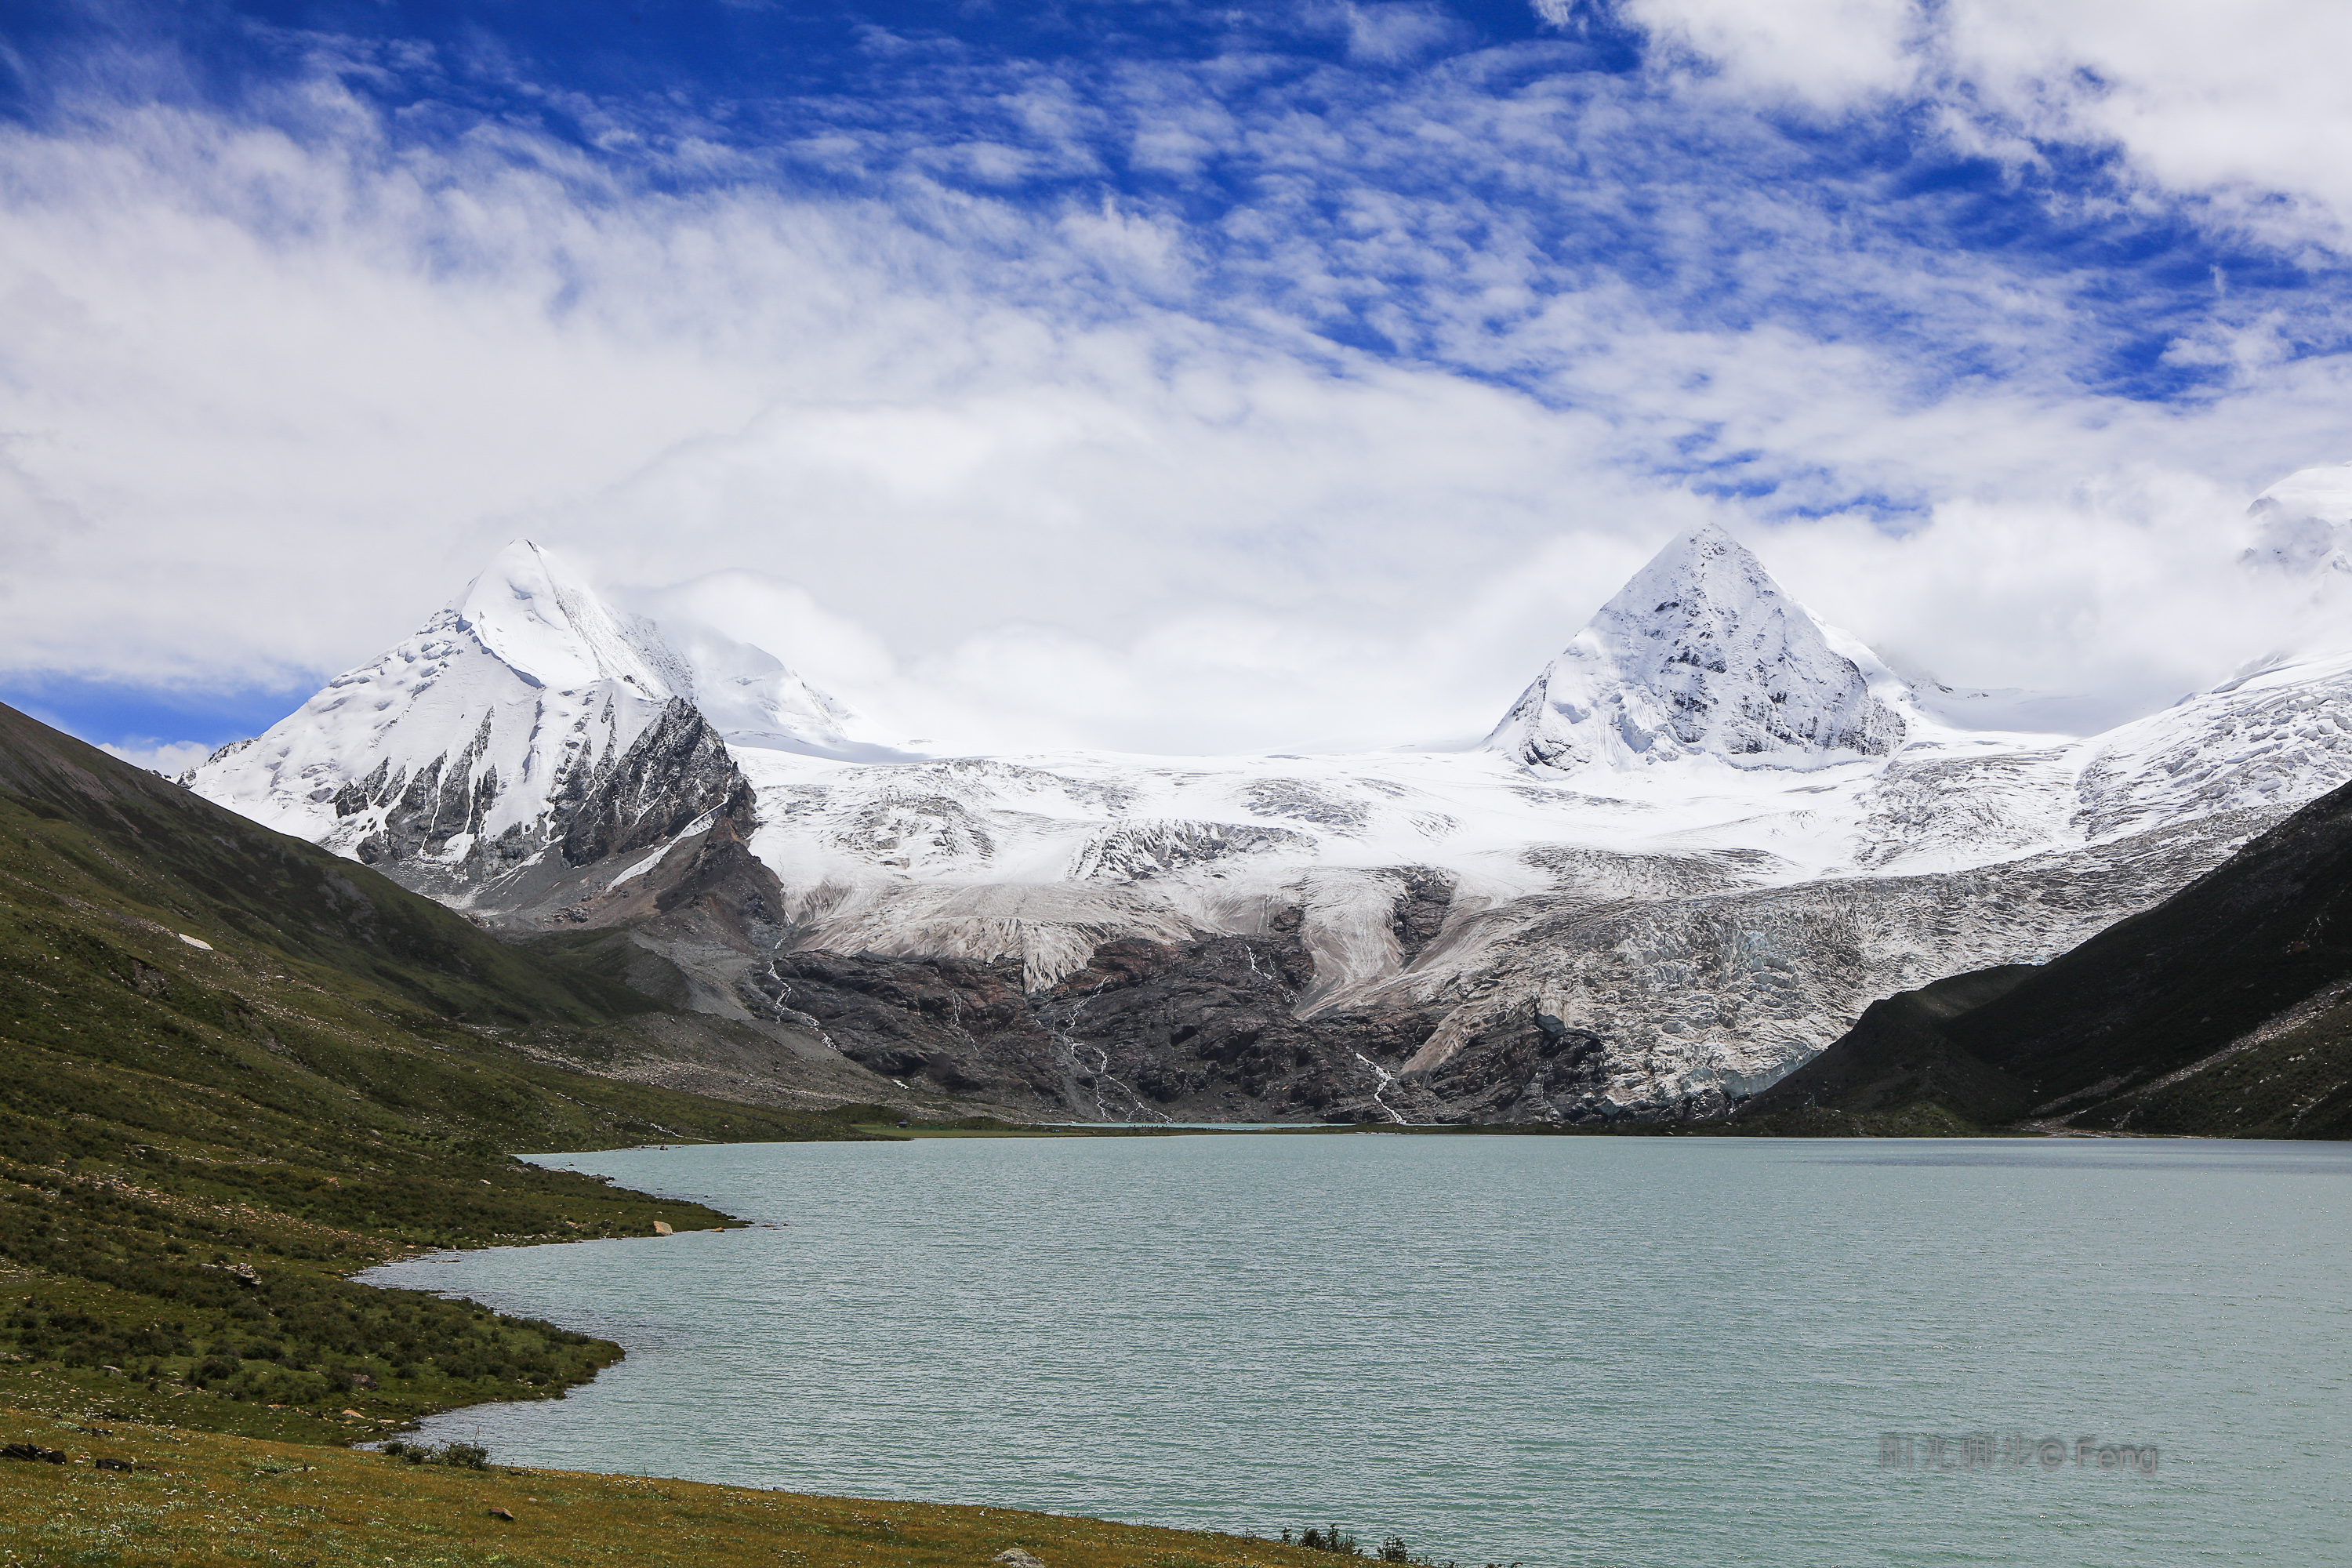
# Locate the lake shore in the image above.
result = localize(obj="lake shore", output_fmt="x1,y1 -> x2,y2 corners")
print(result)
0,1402 -> 1359,1568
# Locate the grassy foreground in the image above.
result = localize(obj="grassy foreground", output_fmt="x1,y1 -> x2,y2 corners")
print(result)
0,1405 -> 1347,1568
0,703 -> 898,1451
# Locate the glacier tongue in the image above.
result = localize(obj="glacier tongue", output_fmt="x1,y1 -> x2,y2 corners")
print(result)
1487,523 -> 1908,771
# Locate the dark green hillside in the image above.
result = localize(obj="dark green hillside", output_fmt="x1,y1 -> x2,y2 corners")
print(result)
0,704 -> 650,1025
0,702 -> 869,1445
1739,780 -> 2352,1138
1727,967 -> 2038,1136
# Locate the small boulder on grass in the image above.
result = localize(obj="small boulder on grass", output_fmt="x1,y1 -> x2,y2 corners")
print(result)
993,1550 -> 1046,1568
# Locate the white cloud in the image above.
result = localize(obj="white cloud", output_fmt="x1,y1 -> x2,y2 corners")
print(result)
6,22 -> 2352,758
1338,3 -> 1468,66
1632,0 -> 2352,249
1624,0 -> 1921,105
1761,467 -> 2320,732
99,739 -> 214,777
1939,0 -> 2352,223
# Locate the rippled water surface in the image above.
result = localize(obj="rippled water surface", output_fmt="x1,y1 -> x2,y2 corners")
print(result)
372,1136 -> 2352,1566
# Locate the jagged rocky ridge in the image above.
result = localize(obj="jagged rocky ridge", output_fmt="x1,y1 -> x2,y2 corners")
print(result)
185,497 -> 2352,1124
325,696 -> 744,885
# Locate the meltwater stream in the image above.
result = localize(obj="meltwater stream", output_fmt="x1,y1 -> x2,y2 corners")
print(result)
368,1136 -> 2352,1566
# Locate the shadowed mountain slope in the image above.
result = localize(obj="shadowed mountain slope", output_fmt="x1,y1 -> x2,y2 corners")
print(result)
1719,964 -> 2040,1133
1737,779 -> 2352,1137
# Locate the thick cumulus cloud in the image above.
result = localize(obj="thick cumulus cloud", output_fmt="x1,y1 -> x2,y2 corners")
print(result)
4,4 -> 2352,754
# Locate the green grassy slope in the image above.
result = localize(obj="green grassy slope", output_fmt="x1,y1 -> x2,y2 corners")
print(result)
0,703 -> 651,1026
0,1409 -> 1377,1568
0,702 -> 873,1446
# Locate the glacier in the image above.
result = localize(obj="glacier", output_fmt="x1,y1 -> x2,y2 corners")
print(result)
183,505 -> 2352,1123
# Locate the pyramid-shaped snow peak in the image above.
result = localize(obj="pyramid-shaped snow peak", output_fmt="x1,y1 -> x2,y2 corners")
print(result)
181,541 -> 705,871
1488,524 -> 1908,771
180,541 -> 871,893
456,540 -> 689,696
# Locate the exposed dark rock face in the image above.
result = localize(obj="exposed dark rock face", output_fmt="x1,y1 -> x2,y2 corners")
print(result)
1386,866 -> 1456,963
762,916 -> 1454,1123
1413,1000 -> 1620,1123
354,699 -> 748,898
1036,931 -> 1337,1117
557,699 -> 741,867
354,725 -> 491,866
753,952 -> 1069,1105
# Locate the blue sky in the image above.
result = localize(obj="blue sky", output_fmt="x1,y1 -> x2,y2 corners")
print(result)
6,0 -> 2352,758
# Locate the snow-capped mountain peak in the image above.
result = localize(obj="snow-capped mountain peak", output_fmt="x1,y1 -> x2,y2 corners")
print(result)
1486,522 -> 1908,771
456,539 -> 683,698
180,539 -> 883,902
183,541 -> 702,881
179,485 -> 2352,1129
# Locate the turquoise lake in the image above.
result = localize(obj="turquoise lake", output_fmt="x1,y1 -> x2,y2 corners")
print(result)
368,1135 -> 2352,1566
